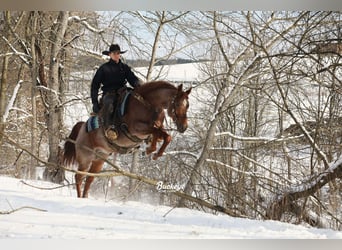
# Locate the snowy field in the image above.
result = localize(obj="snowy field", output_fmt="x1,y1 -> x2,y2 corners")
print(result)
0,176 -> 341,239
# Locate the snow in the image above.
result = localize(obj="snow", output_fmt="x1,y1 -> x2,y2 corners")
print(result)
3,80 -> 24,123
1,176 -> 341,239
134,62 -> 206,83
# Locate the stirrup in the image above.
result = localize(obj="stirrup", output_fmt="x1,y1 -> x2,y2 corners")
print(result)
105,126 -> 118,141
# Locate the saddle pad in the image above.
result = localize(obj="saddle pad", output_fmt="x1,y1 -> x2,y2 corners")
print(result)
86,115 -> 100,132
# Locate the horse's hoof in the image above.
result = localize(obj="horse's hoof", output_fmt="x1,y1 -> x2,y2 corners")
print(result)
152,153 -> 161,160
146,148 -> 155,155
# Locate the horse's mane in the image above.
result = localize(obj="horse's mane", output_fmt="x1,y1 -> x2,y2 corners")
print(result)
136,81 -> 177,96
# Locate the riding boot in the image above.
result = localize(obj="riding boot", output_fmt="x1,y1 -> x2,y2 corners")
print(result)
103,94 -> 118,140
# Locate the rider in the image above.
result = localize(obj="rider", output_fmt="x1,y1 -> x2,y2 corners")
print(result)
91,44 -> 142,139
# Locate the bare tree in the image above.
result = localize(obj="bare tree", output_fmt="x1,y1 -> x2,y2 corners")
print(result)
1,11 -> 341,231
26,11 -> 39,179
0,11 -> 13,145
43,11 -> 69,183
176,11 -> 341,229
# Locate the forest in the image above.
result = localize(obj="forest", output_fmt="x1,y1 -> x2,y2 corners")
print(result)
0,11 -> 341,231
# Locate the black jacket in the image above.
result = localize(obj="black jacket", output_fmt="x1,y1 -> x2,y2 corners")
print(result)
91,59 -> 140,105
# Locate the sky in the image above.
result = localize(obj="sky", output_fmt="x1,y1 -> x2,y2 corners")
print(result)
95,11 -> 206,60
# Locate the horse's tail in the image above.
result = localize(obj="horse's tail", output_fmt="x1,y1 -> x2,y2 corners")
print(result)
63,121 -> 84,166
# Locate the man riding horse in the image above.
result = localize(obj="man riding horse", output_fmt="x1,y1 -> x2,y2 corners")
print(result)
91,44 -> 142,140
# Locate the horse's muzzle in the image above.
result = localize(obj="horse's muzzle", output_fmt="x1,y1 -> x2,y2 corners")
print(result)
177,123 -> 188,133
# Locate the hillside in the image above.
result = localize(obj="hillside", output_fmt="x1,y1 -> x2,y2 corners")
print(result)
0,176 -> 341,239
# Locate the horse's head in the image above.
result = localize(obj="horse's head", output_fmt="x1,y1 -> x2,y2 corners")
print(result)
168,84 -> 192,133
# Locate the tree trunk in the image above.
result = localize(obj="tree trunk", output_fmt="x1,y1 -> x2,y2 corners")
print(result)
146,11 -> 165,81
26,11 -> 39,179
0,11 -> 11,145
43,11 -> 69,183
178,80 -> 227,206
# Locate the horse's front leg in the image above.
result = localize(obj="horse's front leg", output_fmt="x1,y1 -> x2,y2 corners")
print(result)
146,110 -> 165,156
153,128 -> 171,160
146,133 -> 159,155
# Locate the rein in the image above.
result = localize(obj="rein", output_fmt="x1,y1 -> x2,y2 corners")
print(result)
132,92 -> 166,129
101,92 -> 156,149
96,114 -> 140,154
133,91 -> 183,132
132,92 -> 153,109
103,90 -> 179,148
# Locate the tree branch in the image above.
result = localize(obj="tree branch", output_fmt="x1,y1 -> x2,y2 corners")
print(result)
266,157 -> 342,220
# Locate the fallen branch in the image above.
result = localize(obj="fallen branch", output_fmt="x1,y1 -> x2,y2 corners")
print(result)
20,180 -> 74,190
1,206 -> 47,215
1,131 -> 242,217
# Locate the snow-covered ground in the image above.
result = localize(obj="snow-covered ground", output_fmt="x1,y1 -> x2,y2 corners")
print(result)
134,62 -> 206,84
0,176 -> 341,239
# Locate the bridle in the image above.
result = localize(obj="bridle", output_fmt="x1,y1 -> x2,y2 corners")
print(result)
169,94 -> 188,121
133,91 -> 188,129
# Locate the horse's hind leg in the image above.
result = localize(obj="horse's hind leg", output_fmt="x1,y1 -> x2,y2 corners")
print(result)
82,160 -> 105,198
75,155 -> 92,198
75,173 -> 84,198
75,162 -> 91,198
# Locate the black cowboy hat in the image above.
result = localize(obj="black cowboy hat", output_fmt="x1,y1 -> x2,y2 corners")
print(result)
102,44 -> 127,55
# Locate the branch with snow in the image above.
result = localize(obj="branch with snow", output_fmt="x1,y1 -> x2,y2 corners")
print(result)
215,130 -> 305,144
206,159 -> 284,186
2,80 -> 24,123
36,85 -> 61,106
68,16 -> 104,33
69,45 -> 105,58
0,52 -> 31,59
1,36 -> 31,65
266,156 -> 342,220
164,150 -> 199,159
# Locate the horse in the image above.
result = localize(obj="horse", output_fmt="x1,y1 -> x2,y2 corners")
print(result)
63,81 -> 192,198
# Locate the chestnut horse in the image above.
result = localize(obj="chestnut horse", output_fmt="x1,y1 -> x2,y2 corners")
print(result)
63,81 -> 191,198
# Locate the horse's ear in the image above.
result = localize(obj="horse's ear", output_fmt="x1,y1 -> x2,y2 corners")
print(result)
177,84 -> 183,91
186,87 -> 192,95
